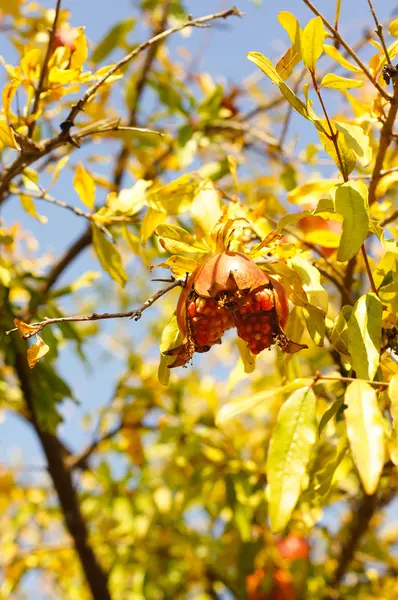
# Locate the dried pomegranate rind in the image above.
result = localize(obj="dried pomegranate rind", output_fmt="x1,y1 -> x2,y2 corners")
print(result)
167,251 -> 306,367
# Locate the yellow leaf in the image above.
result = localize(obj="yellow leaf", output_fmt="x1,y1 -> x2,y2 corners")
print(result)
278,11 -> 301,52
345,380 -> 385,494
151,255 -> 200,278
276,45 -> 302,81
91,225 -> 127,286
304,229 -> 340,248
0,120 -> 20,150
388,19 -> 398,37
0,0 -> 23,16
20,48 -> 41,82
70,27 -> 88,70
323,44 -> 362,72
74,163 -> 95,210
141,207 -> 166,243
2,80 -> 20,121
335,122 -> 372,166
191,180 -> 222,237
287,179 -> 338,204
156,224 -> 208,256
27,335 -> 50,369
51,155 -> 70,185
19,194 -> 47,223
48,67 -> 80,84
301,17 -> 325,72
146,173 -> 202,215
14,318 -> 41,339
320,73 -> 363,89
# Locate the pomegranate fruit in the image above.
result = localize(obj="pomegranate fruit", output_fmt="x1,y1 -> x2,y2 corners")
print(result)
167,251 -> 306,367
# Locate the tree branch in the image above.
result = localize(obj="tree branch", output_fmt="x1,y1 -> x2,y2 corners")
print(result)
302,0 -> 391,101
366,0 -> 392,64
8,279 -> 184,338
112,2 -> 171,191
62,6 -> 243,135
28,0 -> 62,138
368,82 -> 398,206
7,313 -> 111,600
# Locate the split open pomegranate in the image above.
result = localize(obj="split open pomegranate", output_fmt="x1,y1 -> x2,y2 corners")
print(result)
167,251 -> 305,367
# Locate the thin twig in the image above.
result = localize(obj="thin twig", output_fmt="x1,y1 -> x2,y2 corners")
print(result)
361,244 -> 378,295
368,83 -> 398,206
68,422 -> 150,469
302,0 -> 391,101
112,2 -> 171,191
315,373 -> 389,388
62,6 -> 243,133
7,279 -> 183,338
367,0 -> 392,64
28,0 -> 62,137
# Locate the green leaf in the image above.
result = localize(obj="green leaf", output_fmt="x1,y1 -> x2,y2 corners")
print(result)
388,375 -> 398,466
267,386 -> 317,532
91,18 -> 135,63
318,397 -> 344,437
216,379 -> 313,425
318,124 -> 356,178
323,44 -> 362,72
303,304 -> 325,346
91,225 -> 127,286
320,73 -> 363,89
301,17 -> 325,71
331,180 -> 369,262
345,380 -> 385,494
347,293 -> 382,381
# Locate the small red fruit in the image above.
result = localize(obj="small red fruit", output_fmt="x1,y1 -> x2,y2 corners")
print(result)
277,534 -> 310,561
167,251 -> 306,367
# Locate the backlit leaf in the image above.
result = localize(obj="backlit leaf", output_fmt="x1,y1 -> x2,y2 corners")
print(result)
267,386 -> 317,532
331,180 -> 369,262
91,224 -> 127,286
74,163 -> 95,210
0,119 -> 20,150
216,379 -> 312,425
158,313 -> 183,385
27,335 -> 50,369
301,17 -> 325,71
156,224 -> 209,256
276,45 -> 301,80
146,173 -> 202,215
347,293 -> 382,381
345,380 -> 385,494
323,44 -> 362,72
278,11 -> 302,52
236,338 -> 256,374
320,73 -> 363,89
289,255 -> 328,312
303,304 -> 325,346
19,194 -> 47,223
14,318 -> 41,339
388,19 -> 398,36
335,122 -> 372,166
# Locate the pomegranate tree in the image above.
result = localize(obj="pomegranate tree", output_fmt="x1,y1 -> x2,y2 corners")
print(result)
167,251 -> 305,368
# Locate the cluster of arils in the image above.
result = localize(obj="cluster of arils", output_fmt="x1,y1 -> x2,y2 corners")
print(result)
167,252 -> 305,368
